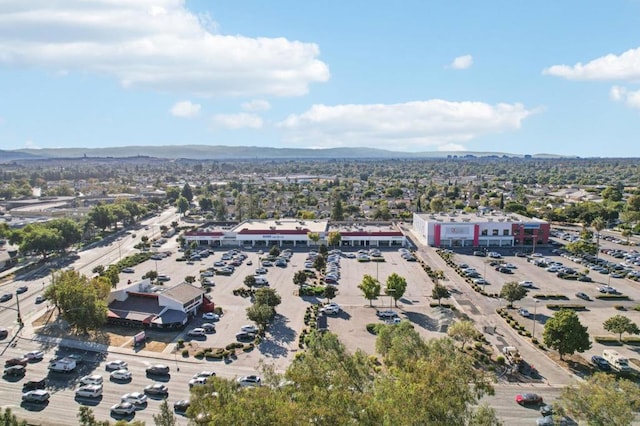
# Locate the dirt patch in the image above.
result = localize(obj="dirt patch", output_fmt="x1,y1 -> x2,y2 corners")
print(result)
546,351 -> 593,377
31,311 -> 178,352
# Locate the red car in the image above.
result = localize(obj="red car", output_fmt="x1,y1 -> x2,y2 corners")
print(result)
5,357 -> 29,367
515,393 -> 543,405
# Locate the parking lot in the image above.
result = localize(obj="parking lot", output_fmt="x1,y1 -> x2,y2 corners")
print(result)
130,241 -> 452,366
446,238 -> 640,367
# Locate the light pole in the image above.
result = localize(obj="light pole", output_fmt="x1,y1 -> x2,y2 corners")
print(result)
15,290 -> 22,327
532,300 -> 539,340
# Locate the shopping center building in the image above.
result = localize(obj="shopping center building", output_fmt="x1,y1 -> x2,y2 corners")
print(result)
412,211 -> 550,248
182,219 -> 407,248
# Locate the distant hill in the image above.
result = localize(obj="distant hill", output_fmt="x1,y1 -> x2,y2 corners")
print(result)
0,149 -> 43,162
6,145 -> 569,160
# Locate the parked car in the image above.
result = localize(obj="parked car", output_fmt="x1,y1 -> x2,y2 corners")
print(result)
201,323 -> 216,333
202,312 -> 220,321
519,281 -> 534,288
146,364 -> 170,376
518,308 -> 531,317
516,393 -> 543,405
376,310 -> 398,319
237,375 -> 261,387
122,267 -> 135,273
591,355 -> 612,371
121,392 -> 148,405
144,383 -> 169,396
6,357 -> 29,367
35,295 -> 46,304
240,325 -> 258,334
189,377 -> 208,388
0,327 -> 7,340
23,378 -> 47,391
4,365 -> 26,377
193,370 -> 216,379
111,402 -> 136,415
174,399 -> 190,413
187,328 -> 206,337
110,369 -> 132,381
157,275 -> 170,282
575,292 -> 591,301
79,374 -> 104,386
236,332 -> 256,341
22,389 -> 50,403
598,285 -> 618,294
23,351 -> 44,361
75,384 -> 103,398
384,317 -> 402,325
105,360 -> 128,371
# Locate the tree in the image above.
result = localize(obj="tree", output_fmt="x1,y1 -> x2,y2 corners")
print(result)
327,230 -> 342,247
246,303 -> 275,329
47,218 -> 82,247
185,275 -> 196,284
176,196 -> 189,216
19,226 -> 64,259
0,407 -> 27,426
313,255 -> 326,272
447,320 -> 479,350
559,372 -> 640,426
269,245 -> 280,257
331,199 -> 344,221
543,309 -> 591,360
92,265 -> 105,275
430,197 -> 444,213
358,274 -> 381,306
181,183 -> 194,203
143,269 -> 158,282
432,283 -> 451,306
307,232 -> 320,246
323,284 -> 338,301
499,282 -> 527,308
243,275 -> 256,289
603,315 -> 640,341
592,217 -> 605,260
292,270 -> 307,286
153,399 -> 177,426
45,270 -> 108,333
254,288 -> 281,307
385,273 -> 407,307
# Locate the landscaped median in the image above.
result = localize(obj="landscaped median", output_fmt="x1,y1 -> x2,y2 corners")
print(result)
496,307 -> 546,349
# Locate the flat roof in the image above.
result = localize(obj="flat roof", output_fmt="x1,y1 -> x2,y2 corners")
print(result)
416,211 -> 546,224
161,283 -> 204,304
327,222 -> 403,236
232,219 -> 328,234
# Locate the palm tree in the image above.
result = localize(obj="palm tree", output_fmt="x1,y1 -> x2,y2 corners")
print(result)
592,217 -> 605,262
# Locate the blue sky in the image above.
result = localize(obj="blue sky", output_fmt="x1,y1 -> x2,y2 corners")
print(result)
1,1 -> 640,157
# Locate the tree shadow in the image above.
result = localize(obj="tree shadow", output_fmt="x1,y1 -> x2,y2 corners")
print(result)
402,311 -> 441,332
259,314 -> 295,359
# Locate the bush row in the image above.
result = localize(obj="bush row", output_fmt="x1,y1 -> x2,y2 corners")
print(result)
532,294 -> 569,300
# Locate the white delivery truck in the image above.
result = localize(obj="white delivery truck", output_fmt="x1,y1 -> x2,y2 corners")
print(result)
49,357 -> 77,373
602,349 -> 630,372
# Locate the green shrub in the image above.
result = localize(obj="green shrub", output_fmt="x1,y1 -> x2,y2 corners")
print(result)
595,294 -> 630,300
546,304 -> 587,311
194,351 -> 205,359
614,305 -> 626,311
181,349 -> 189,357
594,336 -> 623,345
177,339 -> 185,348
213,306 -> 223,315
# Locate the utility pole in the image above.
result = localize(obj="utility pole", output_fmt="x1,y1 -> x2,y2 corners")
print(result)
15,291 -> 22,327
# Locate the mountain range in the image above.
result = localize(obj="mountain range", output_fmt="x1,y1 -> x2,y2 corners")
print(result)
0,145 -> 566,162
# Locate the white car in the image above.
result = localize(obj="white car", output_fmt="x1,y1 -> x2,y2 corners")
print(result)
519,281 -> 534,288
189,377 -> 208,388
193,370 -> 216,379
110,369 -> 132,381
24,350 -> 44,361
240,325 -> 258,334
75,384 -> 103,398
106,360 -> 128,371
237,375 -> 261,387
376,310 -> 398,319
111,402 -> 136,415
202,312 -> 220,321
384,317 -> 402,325
188,328 -> 206,337
121,392 -> 148,405
519,308 -> 531,317
79,374 -> 103,386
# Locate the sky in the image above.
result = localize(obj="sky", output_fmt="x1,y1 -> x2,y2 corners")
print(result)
1,1 -> 640,157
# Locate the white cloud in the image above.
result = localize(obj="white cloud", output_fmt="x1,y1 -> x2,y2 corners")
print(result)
212,113 -> 263,129
170,100 -> 201,118
24,140 -> 39,149
0,1 -> 329,97
610,85 -> 640,110
543,47 -> 640,81
242,99 -> 271,112
278,100 -> 535,151
449,54 -> 473,70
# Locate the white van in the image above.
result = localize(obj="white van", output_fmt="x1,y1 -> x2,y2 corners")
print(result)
254,276 -> 269,286
75,384 -> 103,398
